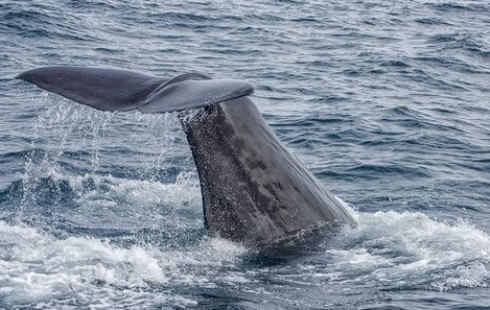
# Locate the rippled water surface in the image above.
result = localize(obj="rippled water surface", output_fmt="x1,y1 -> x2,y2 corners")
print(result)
1,0 -> 490,309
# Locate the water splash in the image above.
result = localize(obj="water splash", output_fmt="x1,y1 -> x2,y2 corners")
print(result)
0,220 -> 244,309
327,210 -> 490,291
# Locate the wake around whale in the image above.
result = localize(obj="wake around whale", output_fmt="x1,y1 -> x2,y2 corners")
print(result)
17,67 -> 357,247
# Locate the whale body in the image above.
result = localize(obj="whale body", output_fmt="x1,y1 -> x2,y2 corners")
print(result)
17,67 -> 357,246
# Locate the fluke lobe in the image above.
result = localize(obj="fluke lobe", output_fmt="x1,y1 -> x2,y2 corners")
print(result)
17,67 -> 357,247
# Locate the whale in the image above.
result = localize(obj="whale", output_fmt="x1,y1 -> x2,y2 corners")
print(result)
17,66 -> 357,247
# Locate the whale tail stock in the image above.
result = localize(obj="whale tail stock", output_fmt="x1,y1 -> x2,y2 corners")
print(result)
16,66 -> 254,113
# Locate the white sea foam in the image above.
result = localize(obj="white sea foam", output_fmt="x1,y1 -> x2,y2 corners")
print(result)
49,169 -> 201,211
323,208 -> 490,291
43,170 -> 203,232
0,219 -> 245,308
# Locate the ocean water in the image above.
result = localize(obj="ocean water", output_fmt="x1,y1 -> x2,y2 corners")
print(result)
1,0 -> 490,309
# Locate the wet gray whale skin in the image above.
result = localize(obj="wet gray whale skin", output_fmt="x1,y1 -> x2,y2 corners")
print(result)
17,66 -> 357,246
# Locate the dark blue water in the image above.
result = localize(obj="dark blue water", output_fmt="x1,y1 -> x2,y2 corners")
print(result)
1,0 -> 490,309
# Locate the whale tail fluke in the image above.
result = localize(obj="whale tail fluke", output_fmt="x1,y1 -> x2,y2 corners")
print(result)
16,66 -> 254,113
